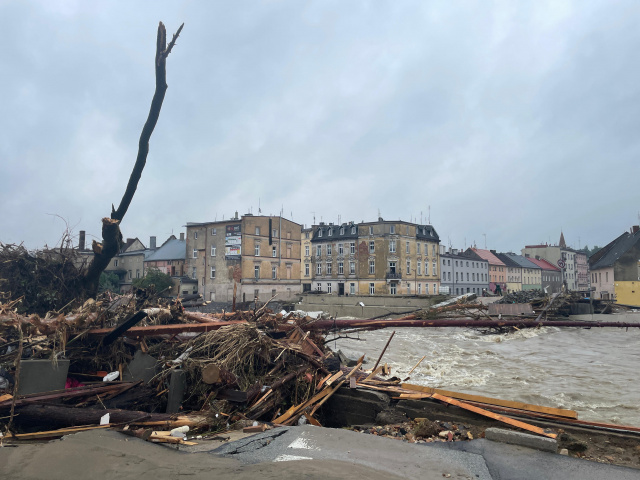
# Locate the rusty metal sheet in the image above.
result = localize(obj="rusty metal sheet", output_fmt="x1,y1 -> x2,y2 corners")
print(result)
488,303 -> 534,316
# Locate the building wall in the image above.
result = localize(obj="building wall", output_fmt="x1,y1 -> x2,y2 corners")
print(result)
521,267 -> 542,290
591,267 -> 615,299
440,253 -> 489,296
575,252 -> 589,291
614,281 -> 640,307
301,228 -> 313,291
540,270 -> 562,293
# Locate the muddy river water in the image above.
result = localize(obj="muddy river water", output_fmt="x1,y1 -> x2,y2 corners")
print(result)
331,320 -> 640,426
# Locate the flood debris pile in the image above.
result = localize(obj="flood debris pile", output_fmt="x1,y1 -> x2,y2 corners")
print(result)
350,418 -> 481,444
0,294 -> 375,444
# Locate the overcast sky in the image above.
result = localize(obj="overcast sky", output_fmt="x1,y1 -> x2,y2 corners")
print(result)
2,0 -> 639,253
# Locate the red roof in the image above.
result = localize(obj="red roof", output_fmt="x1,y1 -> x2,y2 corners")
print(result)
471,248 -> 505,266
526,257 -> 560,271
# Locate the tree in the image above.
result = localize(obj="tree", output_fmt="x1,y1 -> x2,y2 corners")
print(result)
81,22 -> 184,296
98,271 -> 120,293
132,268 -> 173,293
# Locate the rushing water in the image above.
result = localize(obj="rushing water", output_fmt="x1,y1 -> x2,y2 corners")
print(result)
330,323 -> 640,426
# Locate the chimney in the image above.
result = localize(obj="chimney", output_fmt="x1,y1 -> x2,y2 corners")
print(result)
150,236 -> 156,249
180,232 -> 184,241
633,226 -> 639,234
490,249 -> 497,254
79,230 -> 85,251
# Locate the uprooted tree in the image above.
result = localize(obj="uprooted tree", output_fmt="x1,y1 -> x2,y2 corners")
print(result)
80,22 -> 184,296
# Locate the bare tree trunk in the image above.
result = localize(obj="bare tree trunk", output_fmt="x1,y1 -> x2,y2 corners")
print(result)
82,22 -> 184,295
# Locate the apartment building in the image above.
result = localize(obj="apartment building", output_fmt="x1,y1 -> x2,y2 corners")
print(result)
310,218 -> 440,296
470,248 -> 506,294
439,248 -> 489,296
185,214 -> 301,302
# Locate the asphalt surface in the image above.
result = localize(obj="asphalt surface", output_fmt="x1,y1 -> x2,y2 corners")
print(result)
211,425 -> 640,480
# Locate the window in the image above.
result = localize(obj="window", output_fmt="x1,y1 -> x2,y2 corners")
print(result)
466,261 -> 469,267
272,246 -> 277,257
417,243 -> 421,254
255,227 -> 260,235
390,225 -> 395,234
448,272 -> 451,280
211,228 -> 217,235
389,261 -> 397,273
340,227 -> 344,235
389,240 -> 396,253
305,232 -> 310,239
327,244 -> 332,255
350,242 -> 355,254
406,241 -> 410,254
210,266 -> 216,278
432,245 -> 436,256
136,269 -> 140,278
328,229 -> 333,237
350,283 -> 355,295
472,273 -> 475,281
317,283 -> 322,291
191,267 -> 196,279
390,283 -> 397,295
433,283 -> 437,294
114,259 -> 118,267
369,241 -> 375,254
254,265 -> 260,279
211,246 -> 216,256
272,229 -> 278,237
369,226 -> 373,235
369,282 -> 375,295
433,262 -> 437,275
467,272 -> 470,281
417,261 -> 422,275
317,263 -> 322,275
418,283 -> 422,294
338,243 -> 344,255
350,261 -> 355,274
326,262 -> 332,275
369,259 -> 375,274
455,260 -> 458,267
456,272 -> 459,281
254,243 -> 260,256
406,260 -> 411,274
338,261 -> 344,275
193,249 -> 198,258
202,277 -> 205,286
327,283 -> 332,293
305,245 -> 309,256
351,226 -> 356,234
194,232 -> 198,239
316,245 -> 322,256
305,263 -> 310,276
272,266 -> 277,279
318,229 -> 323,238
286,265 -> 292,279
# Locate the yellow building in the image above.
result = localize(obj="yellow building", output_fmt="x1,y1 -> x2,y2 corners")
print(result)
310,218 -> 440,296
186,214 -> 301,302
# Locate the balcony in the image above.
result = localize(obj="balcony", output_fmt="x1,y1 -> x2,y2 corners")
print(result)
386,271 -> 402,280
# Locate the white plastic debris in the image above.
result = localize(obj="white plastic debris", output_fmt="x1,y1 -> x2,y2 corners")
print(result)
0,376 -> 9,389
170,426 -> 189,437
100,413 -> 110,425
252,421 -> 259,427
172,346 -> 193,365
297,415 -> 308,426
103,371 -> 119,382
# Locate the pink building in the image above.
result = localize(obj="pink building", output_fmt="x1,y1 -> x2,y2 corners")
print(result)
471,248 -> 506,294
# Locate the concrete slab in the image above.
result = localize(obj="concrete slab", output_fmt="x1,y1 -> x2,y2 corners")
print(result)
18,359 -> 69,395
122,350 -> 158,383
485,427 -> 557,452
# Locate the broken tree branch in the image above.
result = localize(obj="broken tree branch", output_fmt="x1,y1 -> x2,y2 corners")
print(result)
81,22 -> 183,295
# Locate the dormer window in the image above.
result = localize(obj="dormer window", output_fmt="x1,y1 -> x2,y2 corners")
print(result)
351,226 -> 356,234
340,227 -> 344,235
390,225 -> 395,234
328,229 -> 333,237
318,229 -> 323,238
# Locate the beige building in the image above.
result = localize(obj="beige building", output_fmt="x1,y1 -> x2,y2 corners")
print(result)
301,227 -> 313,292
104,237 -> 156,293
310,218 -> 440,296
186,214 -> 301,302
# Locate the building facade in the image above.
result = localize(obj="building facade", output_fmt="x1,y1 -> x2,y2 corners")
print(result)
470,248 -> 506,294
310,218 -> 440,296
526,257 -> 562,293
186,214 -> 301,302
144,234 -> 187,296
104,237 -> 156,293
439,248 -> 489,296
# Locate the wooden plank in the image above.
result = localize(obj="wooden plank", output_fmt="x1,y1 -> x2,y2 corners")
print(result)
325,371 -> 343,387
12,424 -> 111,439
401,383 -> 578,419
364,365 -> 383,381
431,393 -> 557,439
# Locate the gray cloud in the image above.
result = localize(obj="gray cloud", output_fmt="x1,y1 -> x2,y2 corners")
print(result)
2,0 -> 639,253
